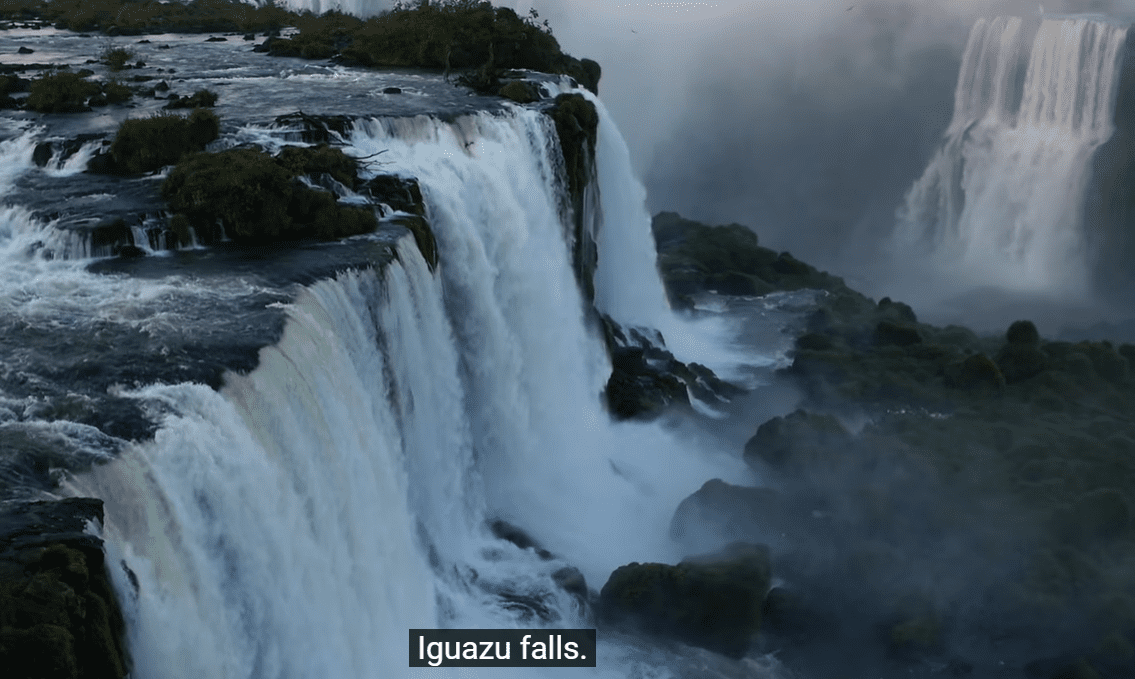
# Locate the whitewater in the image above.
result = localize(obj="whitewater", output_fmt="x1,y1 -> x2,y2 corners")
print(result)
0,85 -> 774,678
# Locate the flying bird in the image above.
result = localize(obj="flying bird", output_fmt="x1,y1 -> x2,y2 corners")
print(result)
846,4 -> 855,10
631,29 -> 637,33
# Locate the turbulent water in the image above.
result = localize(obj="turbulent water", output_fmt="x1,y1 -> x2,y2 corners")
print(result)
0,27 -> 796,678
896,15 -> 1128,297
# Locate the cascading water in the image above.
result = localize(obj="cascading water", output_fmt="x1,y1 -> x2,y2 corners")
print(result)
895,15 -> 1128,296
57,103 -> 759,679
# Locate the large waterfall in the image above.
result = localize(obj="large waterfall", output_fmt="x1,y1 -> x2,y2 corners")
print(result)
895,15 -> 1128,296
55,102 -> 755,678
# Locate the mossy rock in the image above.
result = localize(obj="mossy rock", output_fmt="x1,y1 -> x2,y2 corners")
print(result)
875,320 -> 922,346
1007,319 -> 1041,346
162,146 -> 377,244
743,409 -> 852,471
669,478 -> 786,544
274,143 -> 358,188
26,72 -> 99,113
163,88 -> 218,109
549,93 -> 598,206
365,174 -> 426,216
943,353 -> 1005,391
878,296 -> 918,323
390,214 -> 438,271
109,108 -> 219,175
498,79 -> 541,104
598,542 -> 771,658
997,343 -> 1048,384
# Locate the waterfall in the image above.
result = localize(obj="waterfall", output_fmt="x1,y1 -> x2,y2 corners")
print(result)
895,16 -> 1128,296
66,104 -> 752,678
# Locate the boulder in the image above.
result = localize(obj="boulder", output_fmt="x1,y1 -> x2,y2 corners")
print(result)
743,410 -> 852,471
498,80 -> 541,104
0,498 -> 128,679
598,542 -> 772,658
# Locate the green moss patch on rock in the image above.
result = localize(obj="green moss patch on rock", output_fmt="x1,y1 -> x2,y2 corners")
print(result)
161,144 -> 379,245
107,107 -> 219,175
651,211 -> 850,309
26,71 -> 100,113
0,498 -> 128,679
598,542 -> 771,658
162,88 -> 217,109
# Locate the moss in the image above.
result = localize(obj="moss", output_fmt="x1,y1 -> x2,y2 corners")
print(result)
275,144 -> 358,188
1007,319 -> 1041,346
498,79 -> 541,104
599,542 -> 771,658
163,88 -> 218,109
162,145 -> 378,244
101,79 -> 132,104
944,353 -> 1005,391
100,45 -> 133,71
26,72 -> 99,113
110,108 -> 219,174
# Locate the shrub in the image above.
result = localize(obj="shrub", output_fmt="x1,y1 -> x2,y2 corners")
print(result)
26,72 -> 99,113
163,88 -> 218,109
162,145 -> 378,243
101,45 -> 134,71
110,108 -> 220,174
102,79 -> 132,104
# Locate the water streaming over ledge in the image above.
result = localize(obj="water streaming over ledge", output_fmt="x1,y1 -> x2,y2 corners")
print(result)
895,15 -> 1128,297
58,105 -> 761,678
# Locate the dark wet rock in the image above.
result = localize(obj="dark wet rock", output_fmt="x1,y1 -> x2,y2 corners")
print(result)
1008,319 -> 1042,346
875,320 -> 922,346
390,214 -> 438,271
162,88 -> 217,109
760,587 -> 825,640
113,244 -> 146,258
651,211 -> 848,309
381,86 -> 401,94
17,45 -> 33,54
365,174 -> 425,217
601,316 -> 741,420
242,33 -> 255,41
549,94 -> 598,295
163,145 -> 377,245
32,141 -> 53,167
670,478 -> 788,546
598,542 -> 772,658
205,36 -> 226,42
743,409 -> 852,472
0,498 -> 128,679
552,566 -> 588,603
488,519 -> 552,560
273,111 -> 353,144
997,342 -> 1049,383
943,353 -> 1005,391
499,79 -> 541,103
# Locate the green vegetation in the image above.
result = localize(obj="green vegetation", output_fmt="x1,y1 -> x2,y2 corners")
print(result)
25,71 -> 99,113
653,211 -> 1135,672
110,108 -> 220,174
100,45 -> 134,71
163,88 -> 218,109
1,0 -> 601,92
161,145 -> 378,244
0,0 -> 292,34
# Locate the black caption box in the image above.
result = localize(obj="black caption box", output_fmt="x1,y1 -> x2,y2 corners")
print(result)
409,629 -> 597,667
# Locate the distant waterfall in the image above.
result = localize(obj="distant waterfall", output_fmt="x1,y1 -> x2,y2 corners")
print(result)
896,16 -> 1128,295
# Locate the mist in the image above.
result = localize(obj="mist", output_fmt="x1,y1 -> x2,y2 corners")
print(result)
505,0 -> 1135,336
